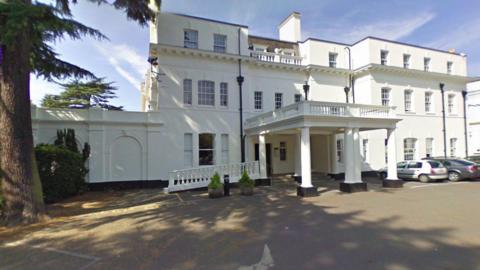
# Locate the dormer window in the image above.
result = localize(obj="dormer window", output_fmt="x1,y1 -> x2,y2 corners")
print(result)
329,52 -> 338,68
184,29 -> 198,49
380,50 -> 389,65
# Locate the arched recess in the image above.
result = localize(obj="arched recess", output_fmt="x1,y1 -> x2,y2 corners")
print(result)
110,136 -> 142,181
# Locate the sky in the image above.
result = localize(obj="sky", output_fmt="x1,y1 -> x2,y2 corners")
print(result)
31,0 -> 480,111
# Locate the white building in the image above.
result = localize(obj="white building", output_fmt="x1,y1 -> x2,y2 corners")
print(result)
32,7 -> 476,196
467,80 -> 480,155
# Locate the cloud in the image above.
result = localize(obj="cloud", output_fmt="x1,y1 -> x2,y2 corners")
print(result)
316,12 -> 435,43
426,18 -> 480,50
94,43 -> 148,90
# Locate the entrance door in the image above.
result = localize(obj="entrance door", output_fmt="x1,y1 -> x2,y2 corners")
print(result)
255,143 -> 272,176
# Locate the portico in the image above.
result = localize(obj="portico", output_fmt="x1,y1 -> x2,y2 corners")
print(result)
245,101 -> 403,197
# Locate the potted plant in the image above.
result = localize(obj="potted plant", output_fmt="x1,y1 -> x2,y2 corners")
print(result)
238,170 -> 254,196
208,172 -> 224,198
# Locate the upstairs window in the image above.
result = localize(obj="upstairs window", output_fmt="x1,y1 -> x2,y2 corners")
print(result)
198,80 -> 215,106
183,79 -> 192,105
425,92 -> 433,113
380,50 -> 389,65
294,94 -> 302,103
448,94 -> 456,114
184,29 -> 198,49
447,61 -> 453,74
275,93 -> 283,109
403,138 -> 417,161
381,88 -> 391,106
404,90 -> 413,112
199,133 -> 215,165
424,57 -> 430,71
213,34 -> 227,53
329,52 -> 337,68
403,54 -> 411,69
220,82 -> 228,107
254,91 -> 263,110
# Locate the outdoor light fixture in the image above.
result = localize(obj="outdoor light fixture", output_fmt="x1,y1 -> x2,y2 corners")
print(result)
344,86 -> 350,103
237,75 -> 244,85
303,81 -> 310,100
147,56 -> 165,81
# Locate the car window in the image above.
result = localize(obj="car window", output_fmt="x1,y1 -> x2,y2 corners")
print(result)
407,162 -> 422,168
443,161 -> 451,166
397,162 -> 406,169
428,161 -> 443,168
452,159 -> 475,166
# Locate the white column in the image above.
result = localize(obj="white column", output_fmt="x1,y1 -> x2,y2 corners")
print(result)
386,128 -> 399,180
259,133 -> 267,178
353,128 -> 362,181
300,127 -> 312,188
344,128 -> 357,184
329,134 -> 337,174
294,132 -> 301,177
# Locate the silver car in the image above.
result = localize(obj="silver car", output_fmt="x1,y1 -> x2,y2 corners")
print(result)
379,160 -> 448,183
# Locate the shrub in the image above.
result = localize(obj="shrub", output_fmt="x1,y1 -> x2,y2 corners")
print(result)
35,144 -> 88,203
208,172 -> 223,190
238,170 -> 254,188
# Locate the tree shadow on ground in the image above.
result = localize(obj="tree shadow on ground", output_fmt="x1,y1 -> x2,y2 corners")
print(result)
1,185 -> 480,270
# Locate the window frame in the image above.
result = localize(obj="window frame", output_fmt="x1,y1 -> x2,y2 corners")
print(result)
184,29 -> 198,49
197,80 -> 215,106
380,50 -> 389,65
404,89 -> 414,112
447,61 -> 453,74
254,91 -> 263,111
220,82 -> 228,107
403,54 -> 411,69
279,141 -> 287,161
199,133 -> 215,166
425,137 -> 434,158
329,52 -> 338,68
424,57 -> 430,71
450,138 -> 457,157
213,34 -> 227,53
221,134 -> 229,164
448,94 -> 456,114
184,133 -> 193,167
381,88 -> 391,106
183,79 -> 193,106
294,94 -> 302,103
403,138 -> 417,161
275,92 -> 283,109
424,91 -> 433,113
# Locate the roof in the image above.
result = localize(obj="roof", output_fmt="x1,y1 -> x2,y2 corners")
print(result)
170,13 -> 248,28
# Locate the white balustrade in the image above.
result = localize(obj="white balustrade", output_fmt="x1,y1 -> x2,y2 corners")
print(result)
250,51 -> 302,65
166,161 -> 260,193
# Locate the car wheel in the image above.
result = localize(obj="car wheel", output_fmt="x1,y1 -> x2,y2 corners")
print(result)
379,172 -> 387,179
418,174 -> 430,183
448,172 -> 461,182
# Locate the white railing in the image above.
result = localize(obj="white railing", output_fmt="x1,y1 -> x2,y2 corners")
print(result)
166,161 -> 260,193
250,51 -> 302,65
245,101 -> 397,129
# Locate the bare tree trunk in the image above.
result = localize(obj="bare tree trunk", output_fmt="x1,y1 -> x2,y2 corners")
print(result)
0,1 -> 45,224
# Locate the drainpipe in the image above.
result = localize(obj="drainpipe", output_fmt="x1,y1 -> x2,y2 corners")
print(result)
344,47 -> 355,103
237,28 -> 245,163
462,90 -> 469,158
440,83 -> 447,158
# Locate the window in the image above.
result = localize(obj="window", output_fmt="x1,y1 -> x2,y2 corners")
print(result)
407,162 -> 422,169
198,80 -> 215,106
397,162 -> 407,169
428,161 -> 443,168
329,52 -> 337,68
184,29 -> 198,49
337,139 -> 343,162
403,138 -> 417,161
254,91 -> 263,110
448,94 -> 455,114
404,90 -> 413,112
275,93 -> 283,109
220,82 -> 228,107
279,142 -> 287,161
362,139 -> 369,162
213,34 -> 227,53
221,134 -> 229,164
183,79 -> 192,105
425,138 -> 434,158
380,50 -> 389,65
199,133 -> 215,165
447,61 -> 453,74
450,138 -> 457,157
425,92 -> 433,113
424,57 -> 430,71
381,88 -> 391,106
385,139 -> 388,163
184,133 -> 193,167
294,94 -> 302,103
403,54 -> 411,69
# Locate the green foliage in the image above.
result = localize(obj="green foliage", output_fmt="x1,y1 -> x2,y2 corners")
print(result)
238,170 -> 254,188
42,78 -> 123,110
208,172 -> 223,190
55,129 -> 79,152
35,144 -> 87,203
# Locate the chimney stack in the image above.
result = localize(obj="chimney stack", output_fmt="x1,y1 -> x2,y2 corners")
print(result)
279,12 -> 301,42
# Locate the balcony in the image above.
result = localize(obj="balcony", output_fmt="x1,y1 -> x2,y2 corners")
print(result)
245,101 -> 398,131
250,50 -> 303,65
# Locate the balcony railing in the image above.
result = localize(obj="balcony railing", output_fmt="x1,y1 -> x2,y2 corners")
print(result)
245,101 -> 397,129
250,51 -> 302,65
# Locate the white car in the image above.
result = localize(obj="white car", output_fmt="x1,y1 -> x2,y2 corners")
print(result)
378,160 -> 448,183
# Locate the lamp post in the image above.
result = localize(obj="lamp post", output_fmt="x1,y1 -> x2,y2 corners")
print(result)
344,46 -> 354,103
344,86 -> 350,103
303,81 -> 310,101
237,74 -> 245,163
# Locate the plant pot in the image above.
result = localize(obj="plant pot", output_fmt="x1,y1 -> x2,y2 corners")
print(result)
240,185 -> 254,196
208,187 -> 224,198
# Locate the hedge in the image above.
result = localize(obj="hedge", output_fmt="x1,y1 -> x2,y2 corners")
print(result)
35,144 -> 87,203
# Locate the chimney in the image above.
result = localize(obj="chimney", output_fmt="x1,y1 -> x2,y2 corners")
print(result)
448,48 -> 456,53
279,12 -> 301,42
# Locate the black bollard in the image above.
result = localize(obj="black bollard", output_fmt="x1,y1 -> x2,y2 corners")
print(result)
223,174 -> 230,196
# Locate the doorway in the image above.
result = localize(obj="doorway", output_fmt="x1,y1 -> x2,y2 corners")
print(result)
255,143 -> 272,177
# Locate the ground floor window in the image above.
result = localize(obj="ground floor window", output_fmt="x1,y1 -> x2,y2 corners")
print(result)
336,139 -> 343,163
279,142 -> 287,161
184,133 -> 193,167
199,133 -> 215,165
425,138 -> 434,158
450,138 -> 457,157
384,139 -> 388,164
362,139 -> 369,162
403,138 -> 417,161
221,134 -> 229,164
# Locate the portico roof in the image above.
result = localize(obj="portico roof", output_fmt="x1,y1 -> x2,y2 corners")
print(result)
245,101 -> 401,135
